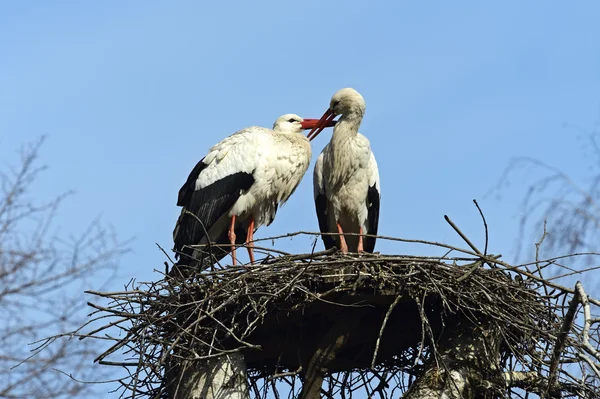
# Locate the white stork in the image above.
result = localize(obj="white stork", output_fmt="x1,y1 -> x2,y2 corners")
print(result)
172,114 -> 336,273
307,88 -> 381,253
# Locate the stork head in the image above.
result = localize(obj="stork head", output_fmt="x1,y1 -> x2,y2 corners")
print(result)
273,114 -> 336,134
329,88 -> 366,118
307,88 -> 366,141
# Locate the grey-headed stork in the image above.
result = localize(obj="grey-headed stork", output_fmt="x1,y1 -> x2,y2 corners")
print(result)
172,114 -> 336,273
307,88 -> 381,253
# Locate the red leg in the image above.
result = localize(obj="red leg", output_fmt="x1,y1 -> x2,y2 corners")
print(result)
246,217 -> 255,264
357,226 -> 364,253
336,222 -> 349,253
228,215 -> 237,265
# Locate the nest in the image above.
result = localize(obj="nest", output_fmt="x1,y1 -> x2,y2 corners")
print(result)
69,230 -> 600,399
163,252 -> 543,372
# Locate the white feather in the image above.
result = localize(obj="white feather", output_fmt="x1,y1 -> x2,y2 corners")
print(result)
195,115 -> 312,228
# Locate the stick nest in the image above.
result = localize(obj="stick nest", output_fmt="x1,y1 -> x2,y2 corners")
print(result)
73,233 -> 600,398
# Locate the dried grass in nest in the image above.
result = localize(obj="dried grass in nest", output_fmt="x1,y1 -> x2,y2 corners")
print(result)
66,229 -> 600,399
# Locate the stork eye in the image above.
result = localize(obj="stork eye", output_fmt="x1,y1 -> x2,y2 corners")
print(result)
288,118 -> 297,123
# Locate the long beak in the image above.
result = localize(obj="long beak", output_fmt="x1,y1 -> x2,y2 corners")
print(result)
307,109 -> 337,141
300,117 -> 336,131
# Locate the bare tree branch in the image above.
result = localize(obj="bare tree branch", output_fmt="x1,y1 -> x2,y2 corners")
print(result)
491,122 -> 600,265
0,138 -> 127,399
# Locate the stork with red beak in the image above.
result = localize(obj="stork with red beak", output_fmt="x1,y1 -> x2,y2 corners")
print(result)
173,114 -> 336,273
308,88 -> 381,253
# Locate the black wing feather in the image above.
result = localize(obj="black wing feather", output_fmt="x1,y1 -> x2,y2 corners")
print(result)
315,193 -> 337,250
363,184 -> 380,253
174,168 -> 254,263
177,157 -> 207,207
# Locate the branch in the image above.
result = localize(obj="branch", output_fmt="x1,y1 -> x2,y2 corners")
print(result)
547,282 -> 580,391
504,371 -> 565,397
575,282 -> 600,377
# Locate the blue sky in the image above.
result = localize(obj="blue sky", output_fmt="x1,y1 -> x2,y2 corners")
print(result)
2,1 -> 600,397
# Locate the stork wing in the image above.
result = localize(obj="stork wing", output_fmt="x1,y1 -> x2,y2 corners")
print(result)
173,165 -> 254,262
313,151 -> 337,250
363,150 -> 380,253
173,130 -> 261,263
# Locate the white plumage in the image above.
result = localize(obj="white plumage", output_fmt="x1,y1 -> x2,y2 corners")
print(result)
309,88 -> 381,253
173,114 -> 335,272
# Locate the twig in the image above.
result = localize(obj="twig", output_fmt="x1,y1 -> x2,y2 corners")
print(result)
371,294 -> 402,368
443,215 -> 481,257
547,282 -> 580,392
156,242 -> 175,265
575,282 -> 600,376
472,199 -> 489,257
444,215 -> 499,274
267,366 -> 303,381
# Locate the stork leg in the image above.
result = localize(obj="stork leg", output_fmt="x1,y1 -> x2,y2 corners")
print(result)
246,217 -> 255,264
228,215 -> 237,265
357,227 -> 364,253
336,222 -> 349,253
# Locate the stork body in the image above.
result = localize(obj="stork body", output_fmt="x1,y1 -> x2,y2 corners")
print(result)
173,114 -> 334,272
309,88 -> 381,253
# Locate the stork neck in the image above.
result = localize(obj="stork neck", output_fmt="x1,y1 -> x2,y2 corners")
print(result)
332,113 -> 362,142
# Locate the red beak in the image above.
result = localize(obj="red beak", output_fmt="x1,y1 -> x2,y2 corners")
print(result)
306,109 -> 337,141
300,117 -> 336,131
